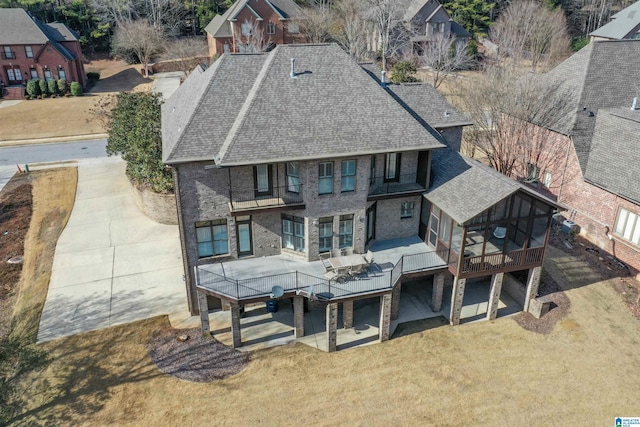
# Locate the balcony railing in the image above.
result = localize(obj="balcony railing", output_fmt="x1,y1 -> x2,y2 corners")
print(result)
1,51 -> 16,59
196,248 -> 448,303
229,184 -> 304,212
368,173 -> 426,196
461,246 -> 545,276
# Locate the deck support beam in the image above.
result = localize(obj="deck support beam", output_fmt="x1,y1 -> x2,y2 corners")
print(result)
449,277 -> 466,326
343,300 -> 353,329
487,272 -> 504,321
197,290 -> 210,333
326,302 -> 338,352
293,296 -> 304,338
379,293 -> 392,342
391,281 -> 402,320
230,304 -> 242,348
524,266 -> 542,313
432,273 -> 444,312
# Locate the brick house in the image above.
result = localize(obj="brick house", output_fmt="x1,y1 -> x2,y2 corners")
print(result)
0,8 -> 86,100
162,44 -> 560,351
515,40 -> 640,279
204,0 -> 303,57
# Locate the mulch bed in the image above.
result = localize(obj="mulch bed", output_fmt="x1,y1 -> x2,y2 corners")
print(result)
148,327 -> 249,383
513,271 -> 570,334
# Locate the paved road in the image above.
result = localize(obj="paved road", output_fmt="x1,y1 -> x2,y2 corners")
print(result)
0,138 -> 107,192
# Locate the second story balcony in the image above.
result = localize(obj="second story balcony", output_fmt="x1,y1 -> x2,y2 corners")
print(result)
229,184 -> 305,213
368,173 -> 426,198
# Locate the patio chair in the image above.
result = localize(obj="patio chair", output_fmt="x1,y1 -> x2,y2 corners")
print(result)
323,270 -> 338,280
342,247 -> 354,256
320,252 -> 333,271
493,226 -> 506,239
364,250 -> 373,264
331,249 -> 342,258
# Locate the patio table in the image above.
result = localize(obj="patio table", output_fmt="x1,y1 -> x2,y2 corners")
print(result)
329,254 -> 367,272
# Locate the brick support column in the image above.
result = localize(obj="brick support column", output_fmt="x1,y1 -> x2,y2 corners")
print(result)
391,281 -> 402,320
487,272 -> 504,321
449,277 -> 466,326
379,293 -> 392,342
343,300 -> 353,329
432,273 -> 445,312
524,266 -> 542,313
293,296 -> 304,338
230,304 -> 242,348
326,303 -> 338,352
197,290 -> 210,333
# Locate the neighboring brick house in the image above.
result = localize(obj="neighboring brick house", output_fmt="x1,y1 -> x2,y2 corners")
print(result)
204,0 -> 302,57
162,43 -> 559,351
0,8 -> 86,100
516,40 -> 640,279
590,0 -> 640,41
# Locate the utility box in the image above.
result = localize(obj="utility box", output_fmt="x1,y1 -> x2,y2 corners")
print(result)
562,219 -> 579,234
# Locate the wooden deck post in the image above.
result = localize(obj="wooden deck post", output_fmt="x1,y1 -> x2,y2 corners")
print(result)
379,293 -> 392,342
326,303 -> 338,352
449,277 -> 466,326
343,300 -> 353,329
230,304 -> 242,348
293,296 -> 304,338
197,290 -> 210,333
487,272 -> 504,321
432,272 -> 445,312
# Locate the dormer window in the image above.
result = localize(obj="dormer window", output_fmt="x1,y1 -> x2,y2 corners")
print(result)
266,21 -> 276,35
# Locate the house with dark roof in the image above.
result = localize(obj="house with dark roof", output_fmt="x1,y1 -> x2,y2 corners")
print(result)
204,0 -> 302,57
590,0 -> 640,41
0,8 -> 86,100
162,43 -> 559,352
405,0 -> 471,55
516,39 -> 640,279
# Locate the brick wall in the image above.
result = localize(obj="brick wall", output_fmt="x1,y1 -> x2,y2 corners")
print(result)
374,196 -> 421,241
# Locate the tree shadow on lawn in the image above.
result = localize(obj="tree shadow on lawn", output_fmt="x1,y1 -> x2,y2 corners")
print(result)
89,68 -> 150,94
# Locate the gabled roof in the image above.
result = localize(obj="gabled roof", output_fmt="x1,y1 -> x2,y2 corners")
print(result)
426,149 -> 561,225
538,40 -> 640,172
204,0 -> 301,39
163,43 -> 446,166
451,21 -> 471,38
583,107 -> 640,204
0,9 -> 77,60
590,0 -> 640,39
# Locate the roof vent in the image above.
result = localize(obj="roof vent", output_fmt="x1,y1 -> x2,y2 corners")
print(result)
588,111 -> 594,117
381,70 -> 386,87
444,110 -> 450,117
632,97 -> 638,110
290,58 -> 296,79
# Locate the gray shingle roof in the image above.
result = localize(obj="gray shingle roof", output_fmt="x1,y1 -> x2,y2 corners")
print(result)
204,0 -> 300,39
590,0 -> 640,39
583,107 -> 640,204
426,149 -> 561,225
539,40 -> 640,173
44,23 -> 80,42
163,43 -> 446,166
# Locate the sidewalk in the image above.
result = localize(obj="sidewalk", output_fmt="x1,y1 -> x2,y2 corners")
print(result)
0,133 -> 108,147
37,158 -> 189,342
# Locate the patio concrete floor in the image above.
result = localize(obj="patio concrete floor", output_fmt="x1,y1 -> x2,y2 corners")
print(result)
203,276 -> 522,352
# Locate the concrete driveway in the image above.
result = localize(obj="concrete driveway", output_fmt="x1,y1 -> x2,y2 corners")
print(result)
38,158 -> 188,342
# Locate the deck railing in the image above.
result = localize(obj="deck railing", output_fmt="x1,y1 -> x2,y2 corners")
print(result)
368,174 -> 426,196
196,247 -> 449,302
229,185 -> 304,211
461,246 -> 545,275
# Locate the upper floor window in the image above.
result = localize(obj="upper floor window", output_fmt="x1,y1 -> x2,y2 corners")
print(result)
526,163 -> 540,183
266,21 -> 276,34
2,46 -> 15,59
282,214 -> 305,252
24,46 -> 33,58
339,214 -> 354,248
341,160 -> 356,192
254,164 -> 272,196
241,21 -> 254,36
438,22 -> 445,33
614,208 -> 640,246
401,201 -> 414,218
319,161 -> 334,195
196,219 -> 229,258
287,22 -> 299,34
286,162 -> 300,193
384,152 -> 401,182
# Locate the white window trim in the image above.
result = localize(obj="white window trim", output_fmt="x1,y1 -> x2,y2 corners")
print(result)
614,207 -> 640,247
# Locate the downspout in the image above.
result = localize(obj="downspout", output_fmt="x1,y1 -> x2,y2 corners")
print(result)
557,135 -> 573,203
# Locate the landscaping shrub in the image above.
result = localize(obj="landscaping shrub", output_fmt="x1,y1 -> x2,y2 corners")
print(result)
86,71 -> 100,81
26,80 -> 40,97
47,79 -> 57,95
70,81 -> 83,96
57,79 -> 67,94
38,79 -> 48,96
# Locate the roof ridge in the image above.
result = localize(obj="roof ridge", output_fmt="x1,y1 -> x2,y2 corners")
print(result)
216,49 -> 278,164
167,56 -> 230,162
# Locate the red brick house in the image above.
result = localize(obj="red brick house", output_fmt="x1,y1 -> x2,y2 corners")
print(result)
0,8 -> 86,100
204,0 -> 303,56
518,40 -> 640,279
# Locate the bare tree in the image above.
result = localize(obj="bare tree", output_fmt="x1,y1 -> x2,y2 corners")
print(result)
419,35 -> 475,89
113,20 -> 166,77
299,6 -> 335,43
490,1 -> 572,70
363,0 -> 410,71
235,19 -> 272,53
161,37 -> 208,75
459,66 -> 576,183
331,0 -> 369,61
91,0 -> 186,35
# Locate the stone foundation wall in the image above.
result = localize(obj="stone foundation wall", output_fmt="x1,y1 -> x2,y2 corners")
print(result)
130,182 -> 178,225
502,273 -> 526,306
